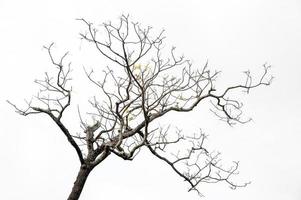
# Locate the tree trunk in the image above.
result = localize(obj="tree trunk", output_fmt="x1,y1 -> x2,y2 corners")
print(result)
67,164 -> 92,200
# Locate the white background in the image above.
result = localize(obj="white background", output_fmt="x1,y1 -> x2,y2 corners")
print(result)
1,0 -> 301,199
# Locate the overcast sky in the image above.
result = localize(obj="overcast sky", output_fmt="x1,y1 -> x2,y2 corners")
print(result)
1,0 -> 301,199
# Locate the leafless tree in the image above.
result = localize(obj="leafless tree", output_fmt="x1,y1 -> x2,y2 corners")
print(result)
8,15 -> 272,200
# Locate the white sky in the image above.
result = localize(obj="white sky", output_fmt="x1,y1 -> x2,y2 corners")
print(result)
0,0 -> 301,199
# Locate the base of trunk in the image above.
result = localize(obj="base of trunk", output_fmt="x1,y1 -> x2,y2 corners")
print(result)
67,165 -> 92,200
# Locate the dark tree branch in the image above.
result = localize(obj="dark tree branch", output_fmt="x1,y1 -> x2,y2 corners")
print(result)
8,43 -> 84,164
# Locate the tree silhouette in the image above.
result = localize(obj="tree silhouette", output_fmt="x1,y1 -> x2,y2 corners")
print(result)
8,15 -> 272,200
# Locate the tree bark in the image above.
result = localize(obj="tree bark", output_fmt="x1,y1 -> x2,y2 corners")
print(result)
67,164 -> 92,200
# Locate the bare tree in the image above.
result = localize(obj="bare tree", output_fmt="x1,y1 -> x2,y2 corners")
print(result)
8,15 -> 272,200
